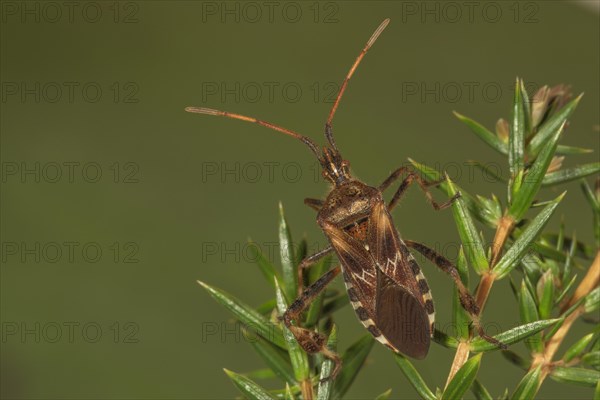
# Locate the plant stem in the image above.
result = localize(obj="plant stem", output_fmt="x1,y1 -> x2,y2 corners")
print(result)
445,271 -> 497,388
531,251 -> 600,382
301,379 -> 314,400
490,215 -> 516,267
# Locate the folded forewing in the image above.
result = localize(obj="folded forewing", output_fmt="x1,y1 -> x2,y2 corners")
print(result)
375,269 -> 430,358
323,222 -> 378,316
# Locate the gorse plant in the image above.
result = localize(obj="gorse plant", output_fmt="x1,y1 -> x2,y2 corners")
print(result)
198,79 -> 600,399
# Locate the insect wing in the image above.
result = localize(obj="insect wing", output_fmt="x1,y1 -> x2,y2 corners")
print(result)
375,269 -> 430,358
323,222 -> 378,311
369,201 -> 432,358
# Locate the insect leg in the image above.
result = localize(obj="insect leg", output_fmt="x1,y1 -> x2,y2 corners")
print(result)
304,198 -> 324,211
297,246 -> 334,295
379,167 -> 459,212
404,240 -> 507,350
283,266 -> 343,379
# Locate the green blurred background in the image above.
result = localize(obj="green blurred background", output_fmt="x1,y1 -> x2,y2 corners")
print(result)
1,1 -> 598,399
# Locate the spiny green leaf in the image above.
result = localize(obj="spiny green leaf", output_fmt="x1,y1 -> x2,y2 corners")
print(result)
442,353 -> 482,400
284,383 -> 294,400
520,255 -> 543,285
510,366 -> 542,400
530,240 -> 568,264
557,217 -> 566,251
582,179 -> 600,212
278,203 -> 297,302
244,368 -> 276,380
520,79 -> 532,137
528,94 -> 583,157
454,111 -> 508,155
545,297 -> 586,340
471,379 -> 493,400
550,366 -> 600,387
374,389 -> 393,400
433,329 -> 460,349
508,122 -> 565,220
224,369 -> 277,400
448,177 -> 489,274
255,298 -> 276,315
470,319 -> 560,352
581,179 -> 600,246
494,194 -> 564,279
556,144 -> 594,155
556,274 -> 578,305
334,335 -> 374,398
582,351 -> 600,370
270,384 -> 303,397
594,379 -> 600,400
317,325 -> 338,400
585,287 -> 600,313
538,270 -> 555,320
562,232 -> 577,282
518,280 -> 543,353
509,78 -> 525,178
540,233 -> 595,260
542,163 -> 600,186
246,330 -> 295,384
197,280 -> 286,348
510,169 -> 524,205
248,241 -> 278,289
476,194 -> 503,225
394,354 -> 436,400
275,279 -> 310,382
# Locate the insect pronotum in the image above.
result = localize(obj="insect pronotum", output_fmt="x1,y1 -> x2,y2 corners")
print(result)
187,18 -> 503,379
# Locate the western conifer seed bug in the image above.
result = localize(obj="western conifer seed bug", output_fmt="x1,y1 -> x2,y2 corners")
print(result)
186,18 -> 504,380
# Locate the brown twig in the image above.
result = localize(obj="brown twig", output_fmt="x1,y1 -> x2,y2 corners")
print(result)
445,214 -> 514,387
490,215 -> 516,268
300,379 -> 314,400
531,251 -> 600,382
445,271 -> 497,387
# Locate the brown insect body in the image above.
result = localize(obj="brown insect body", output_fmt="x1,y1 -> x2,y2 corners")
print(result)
187,18 -> 501,382
318,176 -> 434,358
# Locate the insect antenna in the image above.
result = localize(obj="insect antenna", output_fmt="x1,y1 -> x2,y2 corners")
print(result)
325,18 -> 390,150
185,107 -> 321,158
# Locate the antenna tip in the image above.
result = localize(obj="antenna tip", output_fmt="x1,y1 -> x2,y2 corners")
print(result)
185,107 -> 221,115
367,18 -> 391,47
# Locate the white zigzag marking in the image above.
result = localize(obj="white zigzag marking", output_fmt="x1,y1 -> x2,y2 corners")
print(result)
382,251 -> 402,275
354,269 -> 376,286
